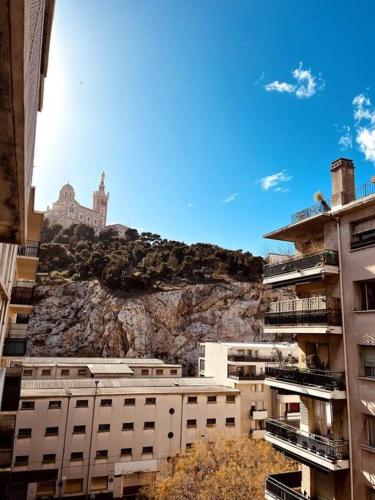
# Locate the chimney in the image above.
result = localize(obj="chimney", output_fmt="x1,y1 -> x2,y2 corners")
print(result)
331,158 -> 355,207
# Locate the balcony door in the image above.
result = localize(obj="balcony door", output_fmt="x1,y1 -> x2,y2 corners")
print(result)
305,342 -> 330,370
313,400 -> 332,438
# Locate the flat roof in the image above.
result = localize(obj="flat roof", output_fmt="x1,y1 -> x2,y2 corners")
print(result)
20,377 -> 239,397
87,364 -> 134,375
201,341 -> 298,349
17,357 -> 180,368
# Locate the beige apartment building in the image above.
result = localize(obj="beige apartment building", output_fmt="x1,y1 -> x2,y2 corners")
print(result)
0,356 -> 240,499
199,342 -> 300,438
262,158 -> 375,500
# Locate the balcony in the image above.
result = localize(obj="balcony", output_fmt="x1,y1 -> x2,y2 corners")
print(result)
265,418 -> 349,471
263,250 -> 339,287
265,365 -> 346,400
228,354 -> 273,363
2,339 -> 27,357
0,450 -> 13,469
17,241 -> 39,258
228,372 -> 265,381
264,296 -> 342,335
250,409 -> 268,420
265,471 -> 306,500
10,286 -> 34,306
7,324 -> 27,339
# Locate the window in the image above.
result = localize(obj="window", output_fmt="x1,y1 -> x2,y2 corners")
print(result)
156,369 -> 163,375
76,399 -> 88,408
90,476 -> 108,491
359,281 -> 375,311
100,399 -> 112,407
368,488 -> 375,500
14,455 -> 28,466
23,369 -> 33,376
98,424 -> 110,432
226,395 -> 236,404
145,397 -> 156,405
18,428 -> 31,439
73,425 -> 86,434
170,369 -> 178,375
351,218 -> 375,249
360,346 -> 375,378
168,431 -> 174,439
65,478 -> 83,494
187,419 -> 197,428
61,369 -> 70,376
48,400 -> 61,409
365,415 -> 375,448
188,396 -> 197,404
124,398 -> 135,406
78,368 -> 87,376
142,446 -> 153,454
141,369 -> 149,376
121,448 -> 132,456
70,452 -> 84,461
186,443 -> 193,449
41,369 -> 51,377
144,421 -> 155,429
207,396 -> 217,404
122,422 -> 134,431
199,359 -> 205,371
45,427 -> 59,436
95,450 -> 108,459
226,417 -> 235,427
21,401 -> 34,410
207,418 -> 216,427
37,481 -> 56,495
42,454 -> 56,463
199,344 -> 205,357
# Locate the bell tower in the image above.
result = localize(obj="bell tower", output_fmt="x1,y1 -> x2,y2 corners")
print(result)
93,172 -> 109,227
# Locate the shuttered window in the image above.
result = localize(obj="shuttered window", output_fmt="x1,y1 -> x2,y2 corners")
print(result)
65,479 -> 83,494
361,346 -> 375,378
90,476 -> 108,491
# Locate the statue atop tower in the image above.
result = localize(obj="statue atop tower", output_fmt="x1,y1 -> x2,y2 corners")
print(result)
93,172 -> 109,227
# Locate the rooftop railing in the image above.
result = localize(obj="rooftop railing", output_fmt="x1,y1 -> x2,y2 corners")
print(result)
264,296 -> 342,327
10,286 -> 34,305
263,250 -> 339,279
17,241 -> 40,258
265,418 -> 349,462
265,471 -> 307,500
265,365 -> 346,391
291,180 -> 375,224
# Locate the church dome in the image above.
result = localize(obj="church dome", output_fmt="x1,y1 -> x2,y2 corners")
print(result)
59,183 -> 75,201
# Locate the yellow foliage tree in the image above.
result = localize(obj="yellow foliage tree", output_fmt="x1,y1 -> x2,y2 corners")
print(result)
145,432 -> 297,500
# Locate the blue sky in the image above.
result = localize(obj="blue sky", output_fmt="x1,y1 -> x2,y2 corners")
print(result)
34,0 -> 375,255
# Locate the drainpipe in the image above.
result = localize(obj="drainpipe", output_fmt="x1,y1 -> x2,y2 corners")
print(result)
86,380 -> 99,499
58,390 -> 72,499
334,216 -> 354,500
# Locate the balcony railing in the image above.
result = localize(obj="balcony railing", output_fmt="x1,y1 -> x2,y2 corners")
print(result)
265,365 -> 346,391
228,373 -> 265,381
263,250 -> 339,279
265,296 -> 342,327
0,450 -> 13,468
265,418 -> 349,461
2,339 -> 27,356
10,286 -> 34,305
228,354 -> 273,362
17,241 -> 40,258
266,471 -> 306,500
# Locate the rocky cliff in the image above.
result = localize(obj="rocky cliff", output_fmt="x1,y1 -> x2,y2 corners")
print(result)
26,280 -> 290,374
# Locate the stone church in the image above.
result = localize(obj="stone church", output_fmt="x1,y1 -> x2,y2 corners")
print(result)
45,173 -> 109,232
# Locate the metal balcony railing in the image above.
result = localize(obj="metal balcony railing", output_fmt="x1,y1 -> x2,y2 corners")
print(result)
0,450 -> 13,468
263,250 -> 339,279
228,354 -> 273,362
17,241 -> 40,257
10,286 -> 34,305
265,365 -> 346,391
265,471 -> 308,500
228,373 -> 265,381
265,418 -> 349,461
2,339 -> 27,356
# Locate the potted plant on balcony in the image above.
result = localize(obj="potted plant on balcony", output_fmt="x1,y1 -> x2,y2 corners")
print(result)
314,191 -> 331,212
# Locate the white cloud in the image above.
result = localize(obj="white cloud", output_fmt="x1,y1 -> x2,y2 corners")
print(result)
187,203 -> 193,208
338,126 -> 353,150
264,62 -> 324,99
259,170 -> 292,191
352,93 -> 375,163
223,193 -> 238,203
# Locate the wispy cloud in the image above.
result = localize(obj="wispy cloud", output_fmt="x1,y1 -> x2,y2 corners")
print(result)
259,170 -> 292,192
352,93 -> 375,163
253,72 -> 265,86
265,62 -> 324,99
338,125 -> 353,150
187,203 -> 194,208
223,193 -> 238,203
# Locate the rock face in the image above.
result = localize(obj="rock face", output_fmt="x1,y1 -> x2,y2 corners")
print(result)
27,280 -> 289,374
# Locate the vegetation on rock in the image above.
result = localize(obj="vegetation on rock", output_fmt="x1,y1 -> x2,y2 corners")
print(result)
144,432 -> 296,500
39,220 -> 263,291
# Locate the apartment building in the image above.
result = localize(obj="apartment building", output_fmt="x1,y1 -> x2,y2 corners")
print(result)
0,357 -> 240,499
199,342 -> 300,438
262,158 -> 375,500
